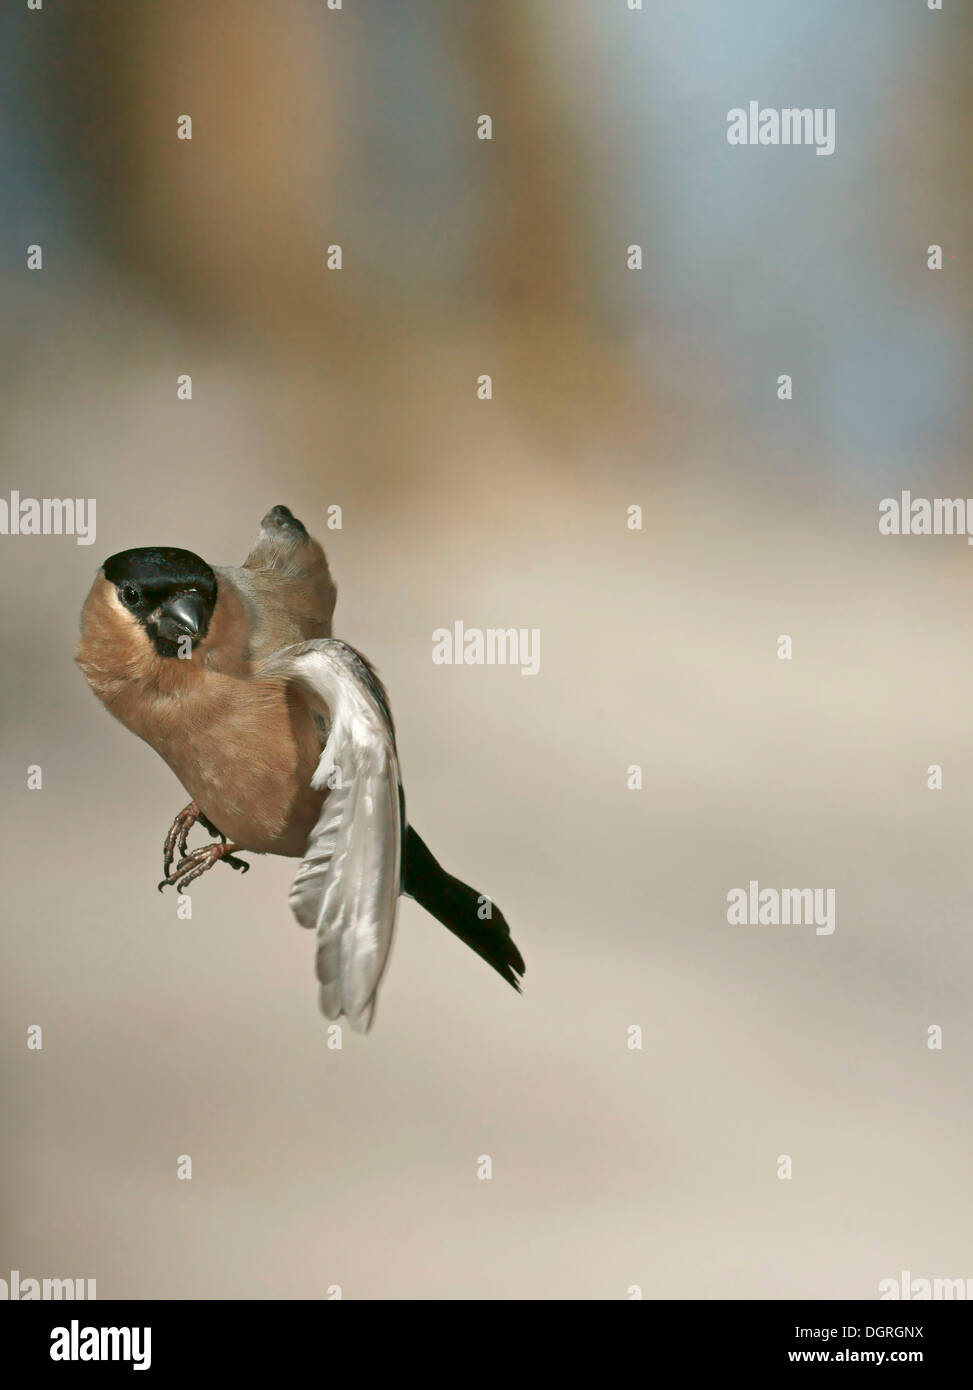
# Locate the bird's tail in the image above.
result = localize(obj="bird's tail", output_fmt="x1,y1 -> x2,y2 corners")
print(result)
402,827 -> 525,992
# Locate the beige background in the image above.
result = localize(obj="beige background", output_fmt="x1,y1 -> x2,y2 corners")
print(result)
1,1 -> 971,1298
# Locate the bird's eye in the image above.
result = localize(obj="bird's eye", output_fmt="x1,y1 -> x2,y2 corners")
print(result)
121,585 -> 140,606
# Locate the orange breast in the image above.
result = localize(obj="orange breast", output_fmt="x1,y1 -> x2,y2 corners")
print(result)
116,673 -> 325,856
166,678 -> 325,855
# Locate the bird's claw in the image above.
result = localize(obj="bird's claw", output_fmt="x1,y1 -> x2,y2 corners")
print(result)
158,840 -> 249,893
163,801 -> 201,879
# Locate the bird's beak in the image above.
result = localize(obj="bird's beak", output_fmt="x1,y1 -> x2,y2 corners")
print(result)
155,593 -> 206,643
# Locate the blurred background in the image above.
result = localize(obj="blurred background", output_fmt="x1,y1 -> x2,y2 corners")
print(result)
1,0 -> 971,1299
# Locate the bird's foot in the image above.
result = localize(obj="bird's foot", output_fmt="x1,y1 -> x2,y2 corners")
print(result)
163,801 -> 202,880
158,840 -> 249,893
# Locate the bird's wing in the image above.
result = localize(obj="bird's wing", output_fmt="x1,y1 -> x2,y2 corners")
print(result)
238,504 -> 337,646
261,639 -> 401,1033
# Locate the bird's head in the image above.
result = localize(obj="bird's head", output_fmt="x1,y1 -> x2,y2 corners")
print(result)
99,547 -> 218,659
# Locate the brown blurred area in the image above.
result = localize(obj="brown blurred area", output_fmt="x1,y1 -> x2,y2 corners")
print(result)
44,0 -> 646,466
1,1 -> 971,1299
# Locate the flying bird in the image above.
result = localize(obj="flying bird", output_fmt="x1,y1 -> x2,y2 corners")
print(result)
76,505 -> 525,1031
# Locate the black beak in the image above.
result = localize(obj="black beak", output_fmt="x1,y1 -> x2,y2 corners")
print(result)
155,592 -> 206,643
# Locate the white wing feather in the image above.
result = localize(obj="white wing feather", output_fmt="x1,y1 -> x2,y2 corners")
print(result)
264,640 -> 401,1033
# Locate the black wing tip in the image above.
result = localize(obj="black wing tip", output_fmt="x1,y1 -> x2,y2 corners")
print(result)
491,944 -> 526,994
506,969 -> 525,996
457,904 -> 526,994
403,826 -> 526,996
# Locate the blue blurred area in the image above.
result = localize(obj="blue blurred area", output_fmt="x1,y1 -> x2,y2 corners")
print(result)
0,0 -> 967,489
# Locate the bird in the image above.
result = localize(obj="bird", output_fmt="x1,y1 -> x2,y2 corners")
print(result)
76,504 -> 525,1032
